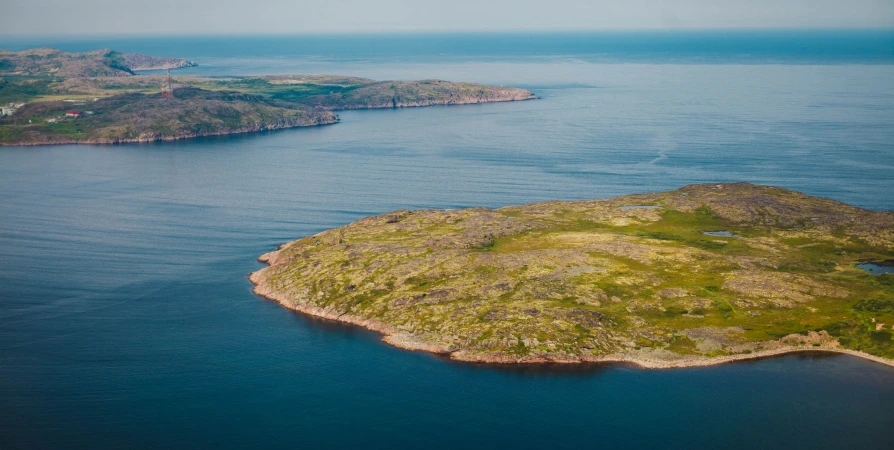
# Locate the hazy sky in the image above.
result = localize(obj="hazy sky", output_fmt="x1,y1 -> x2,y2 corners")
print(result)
2,0 -> 893,35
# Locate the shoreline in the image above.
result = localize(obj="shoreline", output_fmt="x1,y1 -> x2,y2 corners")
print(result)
0,119 -> 339,147
249,250 -> 894,371
1,95 -> 534,147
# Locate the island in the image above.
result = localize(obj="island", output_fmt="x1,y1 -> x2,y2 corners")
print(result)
251,183 -> 894,368
0,48 -> 535,145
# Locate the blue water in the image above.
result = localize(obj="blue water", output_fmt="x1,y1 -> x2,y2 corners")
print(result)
857,262 -> 894,275
4,30 -> 894,65
1,32 -> 894,449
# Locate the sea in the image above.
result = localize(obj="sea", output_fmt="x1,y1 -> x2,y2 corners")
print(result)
1,31 -> 893,449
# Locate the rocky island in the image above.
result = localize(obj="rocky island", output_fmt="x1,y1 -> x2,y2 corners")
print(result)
0,48 -> 534,145
251,183 -> 894,368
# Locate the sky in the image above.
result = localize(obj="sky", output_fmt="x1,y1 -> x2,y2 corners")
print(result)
2,0 -> 893,35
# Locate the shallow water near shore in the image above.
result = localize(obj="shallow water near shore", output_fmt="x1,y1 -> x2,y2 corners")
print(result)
2,32 -> 894,449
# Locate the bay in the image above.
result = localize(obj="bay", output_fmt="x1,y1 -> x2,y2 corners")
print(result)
1,32 -> 893,449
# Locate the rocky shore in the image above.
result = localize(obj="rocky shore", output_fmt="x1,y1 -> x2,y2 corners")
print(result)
250,253 -> 894,369
250,183 -> 894,368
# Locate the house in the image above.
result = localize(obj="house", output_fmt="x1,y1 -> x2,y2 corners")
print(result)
0,103 -> 23,116
65,110 -> 82,118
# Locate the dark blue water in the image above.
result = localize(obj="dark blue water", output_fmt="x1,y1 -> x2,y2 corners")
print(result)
2,33 -> 894,449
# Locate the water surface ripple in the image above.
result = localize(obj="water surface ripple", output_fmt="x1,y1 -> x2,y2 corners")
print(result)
1,33 -> 893,449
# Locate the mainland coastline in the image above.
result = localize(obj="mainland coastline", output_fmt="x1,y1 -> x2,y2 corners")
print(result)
0,48 -> 535,146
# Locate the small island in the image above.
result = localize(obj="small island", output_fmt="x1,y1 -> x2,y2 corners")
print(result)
0,48 -> 534,145
251,183 -> 894,368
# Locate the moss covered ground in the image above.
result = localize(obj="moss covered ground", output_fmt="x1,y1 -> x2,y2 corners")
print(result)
255,183 -> 894,363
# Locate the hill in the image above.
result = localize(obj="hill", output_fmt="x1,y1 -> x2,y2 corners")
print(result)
0,48 -> 196,78
1,87 -> 336,145
251,183 -> 894,368
0,50 -> 535,146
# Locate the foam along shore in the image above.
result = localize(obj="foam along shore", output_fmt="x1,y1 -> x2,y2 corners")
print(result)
250,183 -> 894,368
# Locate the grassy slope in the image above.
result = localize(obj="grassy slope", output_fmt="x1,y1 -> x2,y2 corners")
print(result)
1,87 -> 337,144
256,183 -> 894,363
4,75 -> 532,104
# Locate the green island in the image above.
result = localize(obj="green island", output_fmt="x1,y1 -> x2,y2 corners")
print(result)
0,48 -> 534,145
251,183 -> 894,368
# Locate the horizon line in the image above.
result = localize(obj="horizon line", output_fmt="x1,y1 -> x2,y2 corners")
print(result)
2,26 -> 894,39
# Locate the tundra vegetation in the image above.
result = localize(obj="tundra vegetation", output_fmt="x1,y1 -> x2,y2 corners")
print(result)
0,48 -> 534,145
252,184 -> 894,367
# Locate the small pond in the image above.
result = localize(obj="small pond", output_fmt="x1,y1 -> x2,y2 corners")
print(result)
856,262 -> 894,275
701,230 -> 737,237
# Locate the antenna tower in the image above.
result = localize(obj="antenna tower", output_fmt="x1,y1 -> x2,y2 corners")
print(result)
162,68 -> 174,99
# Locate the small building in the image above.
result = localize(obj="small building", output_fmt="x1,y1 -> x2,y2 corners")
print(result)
0,103 -> 22,116
46,118 -> 58,123
65,110 -> 82,118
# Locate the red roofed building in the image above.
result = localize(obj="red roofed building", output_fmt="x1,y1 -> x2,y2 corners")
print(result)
65,110 -> 82,118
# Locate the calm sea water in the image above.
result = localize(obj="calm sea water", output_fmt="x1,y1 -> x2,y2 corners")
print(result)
1,32 -> 893,449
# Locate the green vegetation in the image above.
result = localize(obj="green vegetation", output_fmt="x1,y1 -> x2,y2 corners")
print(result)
0,77 -> 55,103
0,49 -> 534,145
253,183 -> 894,365
1,88 -> 337,144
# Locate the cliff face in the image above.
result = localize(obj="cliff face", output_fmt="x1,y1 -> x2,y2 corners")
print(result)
251,183 -> 894,367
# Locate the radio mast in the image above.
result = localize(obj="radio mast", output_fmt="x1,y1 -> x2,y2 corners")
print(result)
162,68 -> 174,99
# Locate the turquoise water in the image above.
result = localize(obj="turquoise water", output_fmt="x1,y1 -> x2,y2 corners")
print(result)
1,32 -> 894,448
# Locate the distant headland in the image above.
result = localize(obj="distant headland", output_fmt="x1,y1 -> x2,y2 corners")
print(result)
251,183 -> 894,368
0,48 -> 534,145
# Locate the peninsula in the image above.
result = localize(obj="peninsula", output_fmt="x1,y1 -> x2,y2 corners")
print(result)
0,48 -> 534,145
251,183 -> 894,368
